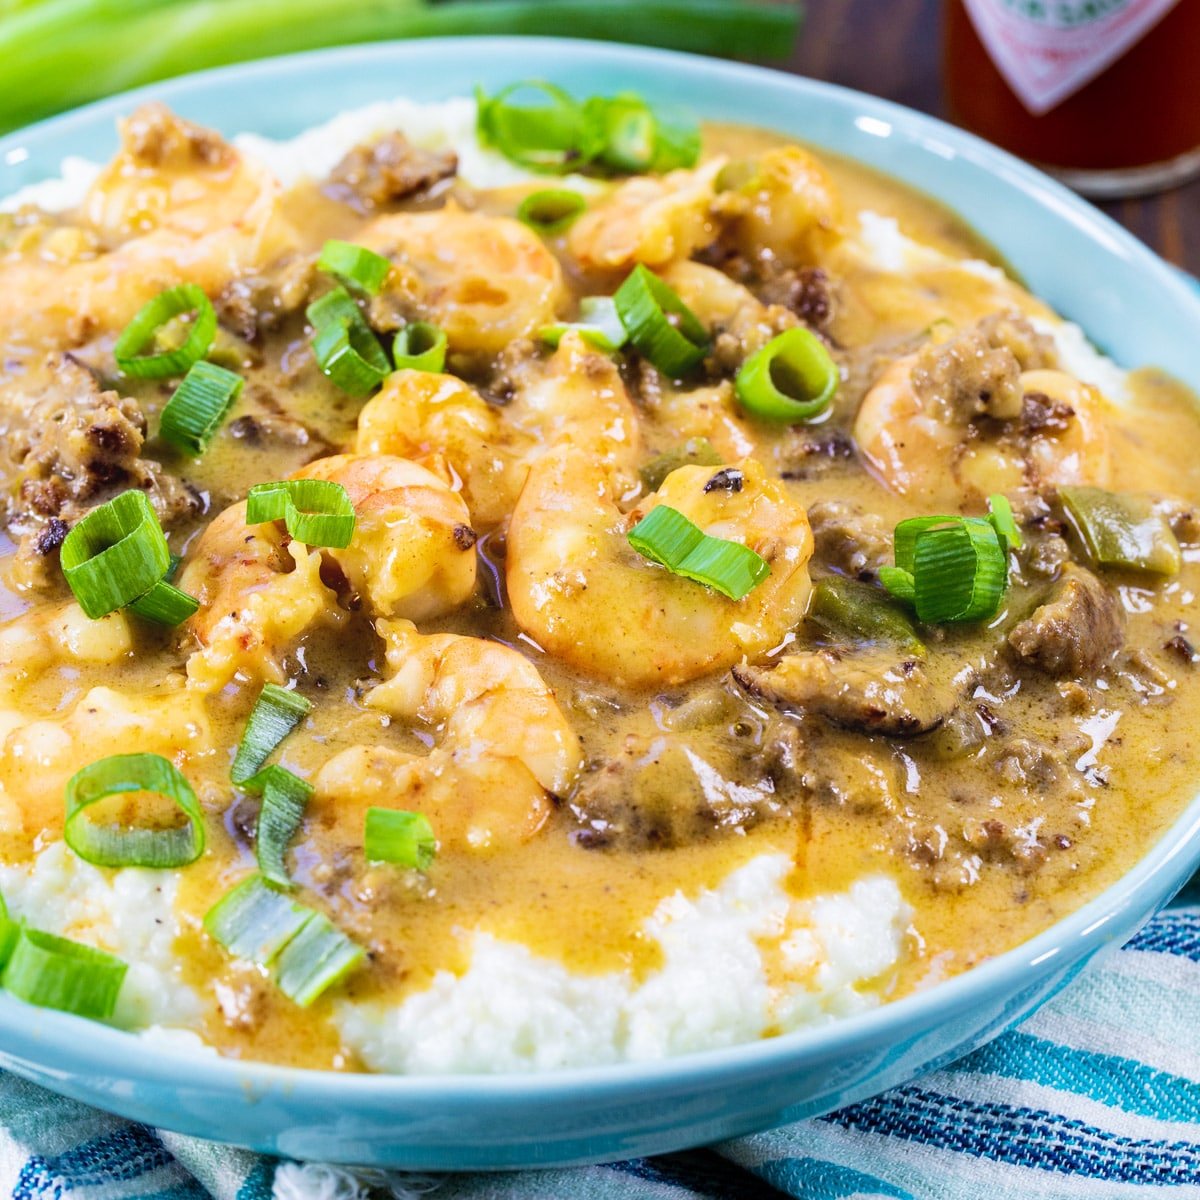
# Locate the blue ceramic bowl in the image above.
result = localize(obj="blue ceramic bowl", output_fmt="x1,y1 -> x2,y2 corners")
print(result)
1,37 -> 1198,1172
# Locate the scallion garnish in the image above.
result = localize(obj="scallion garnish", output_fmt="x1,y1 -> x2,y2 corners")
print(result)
204,874 -> 311,963
64,753 -> 204,869
628,504 -> 769,601
540,296 -> 628,354
307,286 -> 391,397
2,927 -> 126,1020
365,808 -> 437,871
125,576 -> 200,626
613,265 -> 709,376
517,188 -> 587,235
60,490 -> 196,625
476,80 -> 597,174
477,82 -> 702,177
734,328 -> 839,423
204,875 -> 364,1007
113,284 -> 216,380
60,490 -> 171,619
231,683 -> 312,785
245,766 -> 312,891
392,322 -> 448,373
159,360 -> 244,456
316,240 -> 392,295
245,479 -> 356,549
880,495 -> 1015,623
272,909 -> 364,1008
0,893 -> 17,970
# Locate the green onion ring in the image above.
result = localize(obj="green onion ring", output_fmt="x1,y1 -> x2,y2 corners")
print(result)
64,752 -> 205,869
734,328 -> 839,423
392,322 -> 448,373
365,808 -> 437,871
613,265 -> 709,377
126,577 -> 200,626
60,490 -> 171,620
476,80 -> 598,174
113,284 -> 217,380
307,286 -> 391,397
159,360 -> 244,456
517,188 -> 586,234
2,927 -> 127,1020
245,479 -> 356,549
272,910 -> 364,1008
316,240 -> 391,295
539,296 -> 628,354
245,766 -> 312,891
231,683 -> 312,785
628,504 -> 769,601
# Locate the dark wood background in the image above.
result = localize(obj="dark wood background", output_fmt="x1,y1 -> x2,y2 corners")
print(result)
785,0 -> 1198,273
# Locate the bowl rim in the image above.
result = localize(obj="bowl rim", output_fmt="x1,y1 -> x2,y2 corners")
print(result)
1,34 -> 1199,1105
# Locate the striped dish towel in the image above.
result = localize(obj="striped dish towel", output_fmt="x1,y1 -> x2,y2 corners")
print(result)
1,891 -> 1197,1200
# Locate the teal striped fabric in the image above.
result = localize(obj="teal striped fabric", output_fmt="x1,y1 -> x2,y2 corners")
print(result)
2,893 -> 1198,1200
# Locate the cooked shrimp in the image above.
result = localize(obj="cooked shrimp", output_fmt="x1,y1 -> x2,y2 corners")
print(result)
179,502 -> 342,693
180,454 -> 474,691
714,146 -> 842,266
567,159 -> 724,271
294,454 -> 477,621
314,619 -> 582,853
357,332 -> 641,525
507,451 -> 813,689
0,106 -> 295,345
360,206 -> 563,355
356,370 -> 524,529
854,356 -> 1113,506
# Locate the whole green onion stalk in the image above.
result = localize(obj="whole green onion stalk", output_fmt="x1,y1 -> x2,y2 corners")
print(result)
0,0 -> 802,135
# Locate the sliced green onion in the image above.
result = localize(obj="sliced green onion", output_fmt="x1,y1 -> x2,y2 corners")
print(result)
628,504 -> 768,601
987,493 -> 1023,552
878,566 -> 916,604
365,808 -> 437,871
307,286 -> 391,397
734,328 -> 839,423
113,283 -> 216,380
204,874 -> 311,964
614,265 -> 709,376
159,360 -> 244,456
1059,486 -> 1181,576
476,80 -> 597,174
231,683 -> 312,785
246,479 -> 356,549
392,322 -> 448,373
639,438 -> 724,493
0,892 -> 18,970
809,577 -> 924,653
517,188 -> 586,234
316,240 -> 391,295
587,94 -> 657,173
126,576 -> 199,626
882,514 -> 1008,623
540,296 -> 628,354
60,490 -> 170,620
248,766 -> 312,891
272,911 -> 364,1008
2,927 -> 126,1020
911,521 -> 1007,624
646,104 -> 702,172
205,875 -> 364,1006
310,317 -> 389,397
64,753 -> 204,869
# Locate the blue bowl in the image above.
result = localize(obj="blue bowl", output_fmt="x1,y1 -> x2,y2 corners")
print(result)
1,37 -> 1198,1172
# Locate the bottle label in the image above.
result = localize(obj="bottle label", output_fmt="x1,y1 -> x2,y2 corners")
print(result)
962,0 -> 1181,115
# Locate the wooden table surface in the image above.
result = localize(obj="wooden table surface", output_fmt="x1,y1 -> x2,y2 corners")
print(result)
786,0 -> 1199,273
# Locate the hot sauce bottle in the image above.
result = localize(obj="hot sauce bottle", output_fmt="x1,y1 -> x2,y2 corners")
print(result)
944,0 -> 1200,197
